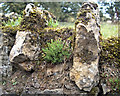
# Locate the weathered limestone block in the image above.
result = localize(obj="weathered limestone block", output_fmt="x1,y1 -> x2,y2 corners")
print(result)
70,2 -> 101,91
9,31 -> 40,71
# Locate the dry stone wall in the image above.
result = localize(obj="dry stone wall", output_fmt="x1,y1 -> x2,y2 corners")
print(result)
0,23 -> 13,95
0,29 -> 12,78
1,2 -> 101,95
0,26 -> 18,81
1,2 -> 119,96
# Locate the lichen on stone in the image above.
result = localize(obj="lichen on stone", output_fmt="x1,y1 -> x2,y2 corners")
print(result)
76,9 -> 91,26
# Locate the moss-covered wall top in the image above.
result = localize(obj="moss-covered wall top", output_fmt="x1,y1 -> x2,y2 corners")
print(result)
100,37 -> 120,67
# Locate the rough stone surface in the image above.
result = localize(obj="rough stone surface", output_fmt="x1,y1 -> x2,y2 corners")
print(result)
101,83 -> 111,94
70,2 -> 101,92
3,62 -> 97,95
0,29 -> 3,95
21,3 -> 57,31
9,31 -> 40,71
22,62 -> 65,94
0,27 -> 12,78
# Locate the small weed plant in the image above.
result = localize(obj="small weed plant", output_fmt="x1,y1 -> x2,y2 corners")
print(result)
48,18 -> 59,27
42,39 -> 71,64
109,78 -> 120,92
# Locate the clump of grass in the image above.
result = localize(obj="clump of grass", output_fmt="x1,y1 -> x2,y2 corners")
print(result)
48,18 -> 59,28
58,22 -> 74,28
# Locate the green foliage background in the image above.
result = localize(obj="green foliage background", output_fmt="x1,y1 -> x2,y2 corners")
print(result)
1,2 -> 81,22
1,1 -> 120,22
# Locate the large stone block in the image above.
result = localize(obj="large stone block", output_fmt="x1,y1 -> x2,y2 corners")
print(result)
9,31 -> 40,71
70,2 -> 101,92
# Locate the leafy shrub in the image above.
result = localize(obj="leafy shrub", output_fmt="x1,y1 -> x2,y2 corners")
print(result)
42,39 -> 71,64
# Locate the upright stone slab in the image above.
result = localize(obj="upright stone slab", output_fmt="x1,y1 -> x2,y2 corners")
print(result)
9,31 -> 40,71
70,2 -> 101,91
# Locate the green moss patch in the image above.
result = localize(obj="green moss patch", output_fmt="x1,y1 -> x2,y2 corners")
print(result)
100,37 -> 120,67
75,9 -> 93,26
38,27 -> 75,50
